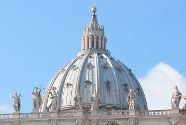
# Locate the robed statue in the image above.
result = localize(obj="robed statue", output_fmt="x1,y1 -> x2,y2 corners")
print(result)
171,86 -> 182,108
127,89 -> 136,109
10,92 -> 21,112
90,90 -> 100,110
32,87 -> 42,111
50,87 -> 58,111
74,94 -> 82,109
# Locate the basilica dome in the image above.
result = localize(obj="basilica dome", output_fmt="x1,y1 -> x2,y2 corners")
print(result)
40,7 -> 148,112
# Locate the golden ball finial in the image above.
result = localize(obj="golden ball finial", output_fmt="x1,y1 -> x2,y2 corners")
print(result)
91,6 -> 97,13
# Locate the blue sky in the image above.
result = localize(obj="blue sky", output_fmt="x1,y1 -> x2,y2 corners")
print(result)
0,1 -> 186,113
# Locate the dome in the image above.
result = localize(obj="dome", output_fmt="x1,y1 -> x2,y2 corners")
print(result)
40,7 -> 148,112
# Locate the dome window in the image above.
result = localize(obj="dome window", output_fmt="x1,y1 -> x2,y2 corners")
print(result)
60,68 -> 65,73
117,65 -> 122,71
129,69 -> 132,75
102,62 -> 108,70
86,63 -> 93,70
105,81 -> 111,95
123,83 -> 128,90
84,80 -> 91,88
100,55 -> 104,58
89,54 -> 94,58
71,65 -> 78,71
66,83 -> 73,88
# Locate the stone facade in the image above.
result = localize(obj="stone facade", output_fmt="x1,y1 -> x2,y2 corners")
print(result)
0,109 -> 185,125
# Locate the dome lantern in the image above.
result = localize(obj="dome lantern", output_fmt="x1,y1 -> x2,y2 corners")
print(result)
80,6 -> 107,53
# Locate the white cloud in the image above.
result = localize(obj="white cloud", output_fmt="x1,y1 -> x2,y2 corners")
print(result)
0,103 -> 13,113
139,62 -> 186,110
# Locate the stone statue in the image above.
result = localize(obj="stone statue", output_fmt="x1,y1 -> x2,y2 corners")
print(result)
127,89 -> 136,109
171,86 -> 182,108
50,87 -> 58,111
10,92 -> 21,112
90,90 -> 100,110
32,87 -> 42,111
74,94 -> 82,109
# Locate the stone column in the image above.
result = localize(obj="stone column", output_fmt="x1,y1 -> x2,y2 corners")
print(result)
104,38 -> 107,50
94,36 -> 97,49
89,36 -> 92,49
82,38 -> 85,50
102,37 -> 105,50
98,36 -> 101,49
84,37 -> 87,49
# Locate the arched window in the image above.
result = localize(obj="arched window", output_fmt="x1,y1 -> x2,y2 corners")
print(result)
92,36 -> 94,48
106,121 -> 119,125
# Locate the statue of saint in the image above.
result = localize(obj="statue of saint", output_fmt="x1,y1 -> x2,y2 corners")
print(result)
127,89 -> 136,109
10,92 -> 21,112
90,90 -> 100,110
32,87 -> 42,111
74,94 -> 82,109
171,86 -> 182,108
50,87 -> 58,111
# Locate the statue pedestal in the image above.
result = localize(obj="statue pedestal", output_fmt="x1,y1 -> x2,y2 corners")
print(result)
32,110 -> 39,118
74,110 -> 83,117
13,112 -> 20,118
169,108 -> 180,115
51,112 -> 58,117
128,109 -> 136,115
91,110 -> 98,116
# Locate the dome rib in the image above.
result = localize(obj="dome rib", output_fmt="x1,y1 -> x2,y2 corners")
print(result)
103,54 -> 122,107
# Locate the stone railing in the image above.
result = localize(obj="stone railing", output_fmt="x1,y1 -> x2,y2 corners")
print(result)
58,111 -> 76,117
139,110 -> 169,116
0,113 -> 13,119
98,110 -> 129,117
0,109 -> 185,120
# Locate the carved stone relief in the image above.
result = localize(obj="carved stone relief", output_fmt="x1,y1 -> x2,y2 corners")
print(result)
12,121 -> 19,125
76,119 -> 82,125
51,120 -> 57,125
169,117 -> 179,125
128,119 -> 138,125
91,120 -> 97,125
